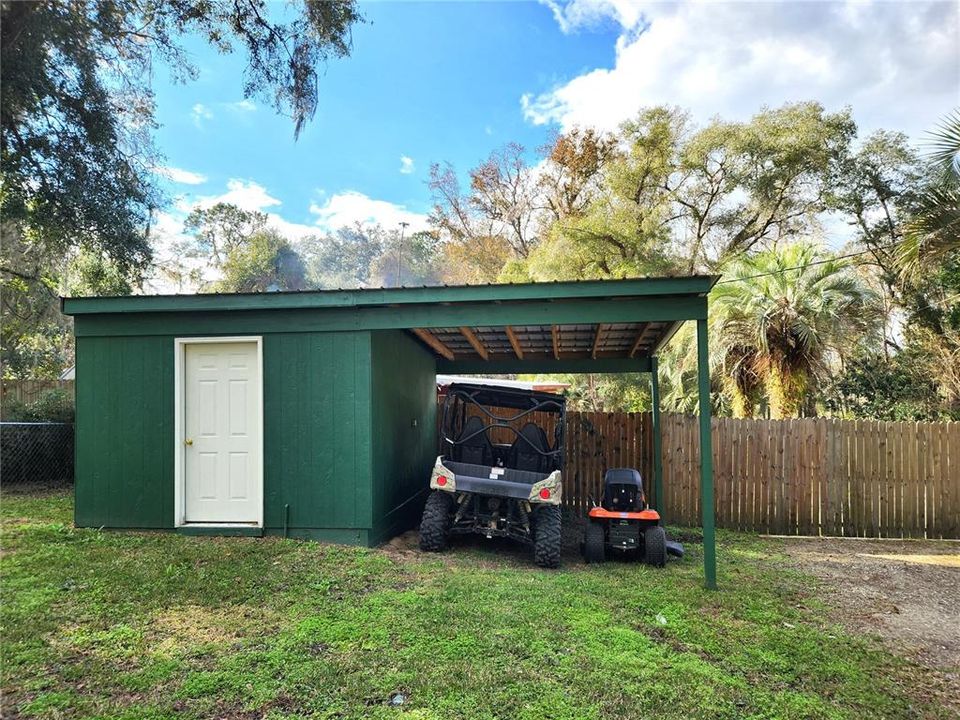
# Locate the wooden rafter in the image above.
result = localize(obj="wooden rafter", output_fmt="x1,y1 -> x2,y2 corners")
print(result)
504,326 -> 524,360
629,322 -> 653,358
551,325 -> 560,360
591,323 -> 607,359
458,326 -> 489,361
412,328 -> 454,361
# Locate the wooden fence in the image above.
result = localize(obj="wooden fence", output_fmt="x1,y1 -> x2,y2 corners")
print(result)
1,380 -> 75,409
677,415 -> 960,539
461,408 -> 959,539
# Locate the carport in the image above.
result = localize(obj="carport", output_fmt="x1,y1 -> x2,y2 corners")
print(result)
400,276 -> 719,589
64,275 -> 719,588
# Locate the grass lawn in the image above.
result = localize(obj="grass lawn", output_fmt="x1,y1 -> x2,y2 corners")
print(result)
2,491 -> 952,720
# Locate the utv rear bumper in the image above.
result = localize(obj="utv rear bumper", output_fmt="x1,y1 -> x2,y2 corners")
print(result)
430,458 -> 561,505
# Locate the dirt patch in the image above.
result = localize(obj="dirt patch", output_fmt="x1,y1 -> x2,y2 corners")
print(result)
383,510 -> 689,569
781,537 -> 960,711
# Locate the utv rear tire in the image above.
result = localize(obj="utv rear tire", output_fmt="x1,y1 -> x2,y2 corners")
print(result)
419,491 -> 453,552
644,525 -> 667,568
532,505 -> 562,569
584,521 -> 605,564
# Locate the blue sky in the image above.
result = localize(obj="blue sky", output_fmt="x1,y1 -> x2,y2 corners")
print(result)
152,1 -> 619,234
149,0 -> 959,263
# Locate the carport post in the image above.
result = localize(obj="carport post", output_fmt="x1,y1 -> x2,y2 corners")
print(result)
650,356 -> 663,512
697,318 -> 717,589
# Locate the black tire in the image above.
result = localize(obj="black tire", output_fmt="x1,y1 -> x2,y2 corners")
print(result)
419,491 -> 453,552
532,505 -> 562,568
644,525 -> 667,568
583,521 -> 605,564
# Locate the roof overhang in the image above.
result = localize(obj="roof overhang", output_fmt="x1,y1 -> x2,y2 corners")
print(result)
62,276 -> 718,373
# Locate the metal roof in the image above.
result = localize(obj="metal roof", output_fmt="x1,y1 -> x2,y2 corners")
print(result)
62,276 -> 718,371
61,275 -> 717,314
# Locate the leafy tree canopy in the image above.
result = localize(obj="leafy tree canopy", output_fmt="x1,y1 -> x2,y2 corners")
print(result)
216,230 -> 307,293
0,0 -> 362,278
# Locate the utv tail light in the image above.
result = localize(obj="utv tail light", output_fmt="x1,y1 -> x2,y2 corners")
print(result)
437,476 -> 448,487
539,488 -> 551,500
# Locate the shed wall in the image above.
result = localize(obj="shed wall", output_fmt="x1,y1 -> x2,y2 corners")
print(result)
369,330 -> 437,543
75,330 -> 375,540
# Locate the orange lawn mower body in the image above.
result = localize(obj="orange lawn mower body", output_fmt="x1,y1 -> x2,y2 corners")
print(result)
582,468 -> 682,566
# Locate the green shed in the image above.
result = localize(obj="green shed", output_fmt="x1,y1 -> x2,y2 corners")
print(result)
63,276 -> 720,586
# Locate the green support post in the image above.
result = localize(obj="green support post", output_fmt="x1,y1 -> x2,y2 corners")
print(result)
650,356 -> 663,512
697,318 -> 717,590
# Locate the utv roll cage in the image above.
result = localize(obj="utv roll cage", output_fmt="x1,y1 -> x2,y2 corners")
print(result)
438,384 -> 566,472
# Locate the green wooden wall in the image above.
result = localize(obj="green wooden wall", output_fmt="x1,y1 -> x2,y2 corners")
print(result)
368,331 -> 438,544
75,336 -> 175,528
263,332 -> 372,536
75,329 -> 386,543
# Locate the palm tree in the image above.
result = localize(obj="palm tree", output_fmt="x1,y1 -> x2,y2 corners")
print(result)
899,111 -> 960,275
712,244 -> 881,419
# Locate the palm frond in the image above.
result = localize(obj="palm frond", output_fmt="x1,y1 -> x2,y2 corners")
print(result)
925,110 -> 960,176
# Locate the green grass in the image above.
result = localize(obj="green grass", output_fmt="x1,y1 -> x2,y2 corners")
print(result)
1,491 -> 949,719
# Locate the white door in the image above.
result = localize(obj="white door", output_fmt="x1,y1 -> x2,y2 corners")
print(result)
183,341 -> 261,524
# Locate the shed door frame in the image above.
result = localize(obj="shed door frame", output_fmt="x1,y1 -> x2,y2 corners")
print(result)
174,336 -> 264,528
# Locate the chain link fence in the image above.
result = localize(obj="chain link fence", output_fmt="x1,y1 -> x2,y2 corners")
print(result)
1,422 -> 74,491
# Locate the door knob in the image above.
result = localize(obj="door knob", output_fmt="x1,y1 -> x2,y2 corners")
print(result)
184,438 -> 193,446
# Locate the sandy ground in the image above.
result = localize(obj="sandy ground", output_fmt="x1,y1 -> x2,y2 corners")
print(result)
779,536 -> 960,713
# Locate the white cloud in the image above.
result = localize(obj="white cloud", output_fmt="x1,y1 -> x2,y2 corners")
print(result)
190,179 -> 282,213
399,155 -> 415,174
309,191 -> 430,232
226,99 -> 257,113
190,180 -> 318,241
191,103 -> 213,127
526,1 -> 959,139
539,0 -> 644,34
153,165 -> 208,185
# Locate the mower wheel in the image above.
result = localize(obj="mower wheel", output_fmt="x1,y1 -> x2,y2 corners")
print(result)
419,491 -> 453,552
583,521 -> 605,564
532,505 -> 562,569
644,525 -> 667,568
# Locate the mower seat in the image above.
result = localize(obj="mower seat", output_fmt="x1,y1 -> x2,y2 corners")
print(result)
510,422 -> 549,473
455,415 -> 494,466
603,468 -> 646,512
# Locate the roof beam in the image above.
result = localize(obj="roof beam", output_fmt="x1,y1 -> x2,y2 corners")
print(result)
504,326 -> 524,359
458,326 -> 488,361
551,325 -> 560,359
411,328 -> 455,361
629,323 -> 653,358
591,323 -> 607,359
439,356 -> 653,375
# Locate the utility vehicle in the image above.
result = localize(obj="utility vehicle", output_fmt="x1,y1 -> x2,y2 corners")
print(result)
418,382 -> 566,568
582,468 -> 682,566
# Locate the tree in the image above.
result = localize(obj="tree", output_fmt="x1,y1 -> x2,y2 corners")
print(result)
898,111 -> 960,275
371,230 -> 442,287
523,108 -> 681,280
539,127 -> 618,221
0,232 -> 71,379
674,102 -> 856,270
428,143 -> 543,280
0,238 -> 131,379
821,351 -> 954,421
216,231 -> 307,293
1,0 -> 362,289
711,243 -> 881,419
183,203 -> 269,268
301,224 -> 384,289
